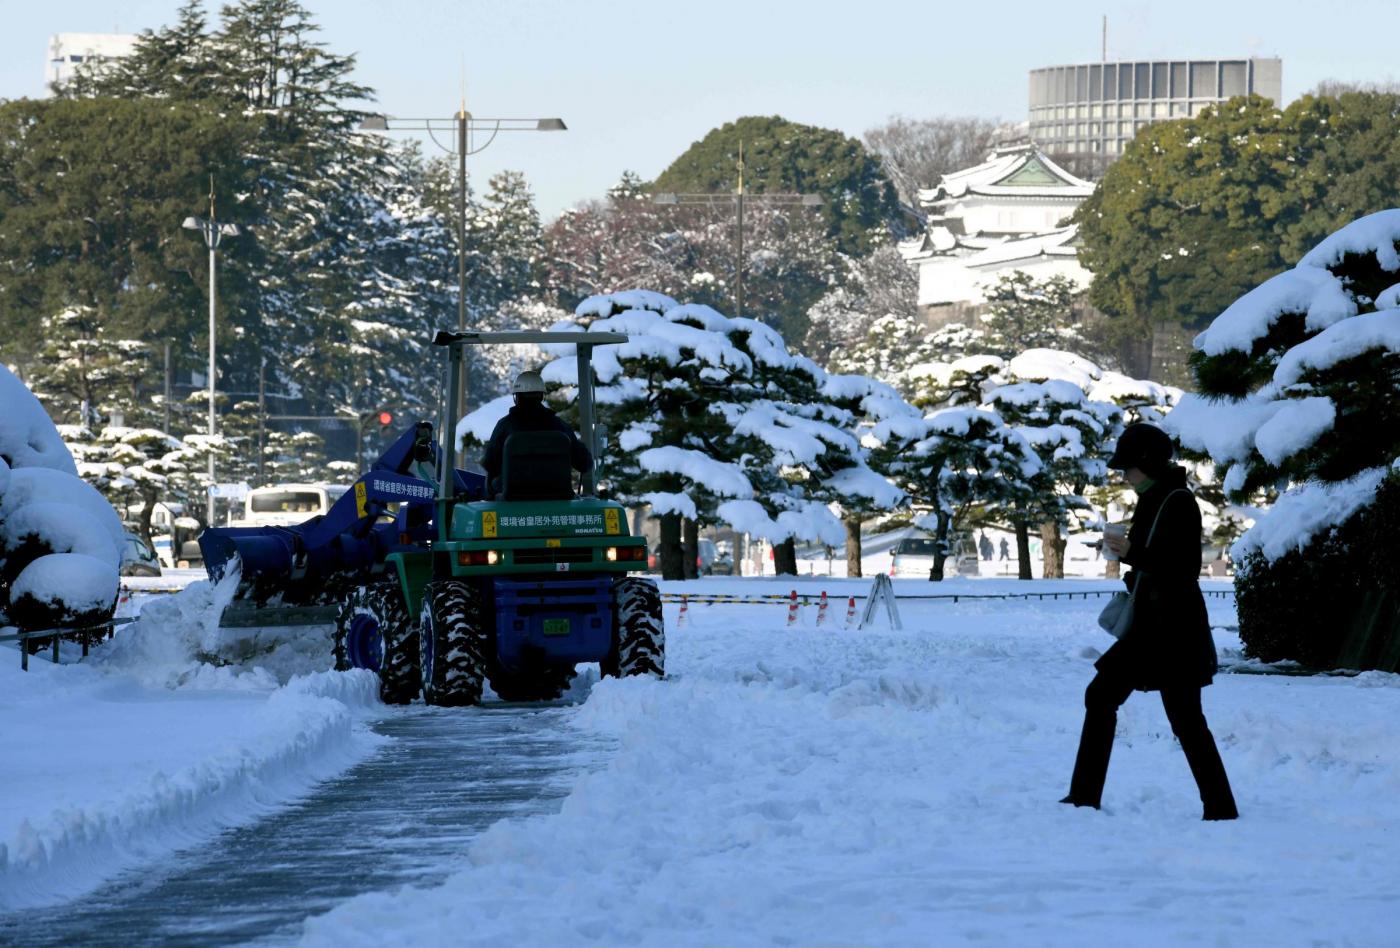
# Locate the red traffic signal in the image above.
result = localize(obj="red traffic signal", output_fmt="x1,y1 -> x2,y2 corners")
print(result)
377,411 -> 393,427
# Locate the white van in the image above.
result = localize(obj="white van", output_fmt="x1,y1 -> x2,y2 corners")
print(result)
242,484 -> 349,527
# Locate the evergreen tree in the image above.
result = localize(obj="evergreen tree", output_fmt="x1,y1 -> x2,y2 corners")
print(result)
1074,91 -> 1400,377
1168,210 -> 1400,668
653,115 -> 903,256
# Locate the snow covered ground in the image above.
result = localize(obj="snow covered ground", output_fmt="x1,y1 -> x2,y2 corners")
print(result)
5,575 -> 1398,945
0,578 -> 384,912
298,578 -> 1400,947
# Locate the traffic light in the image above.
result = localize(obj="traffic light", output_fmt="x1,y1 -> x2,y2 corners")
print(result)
377,410 -> 393,427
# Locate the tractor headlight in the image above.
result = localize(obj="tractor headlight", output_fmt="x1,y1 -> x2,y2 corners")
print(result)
606,547 -> 618,562
486,550 -> 500,565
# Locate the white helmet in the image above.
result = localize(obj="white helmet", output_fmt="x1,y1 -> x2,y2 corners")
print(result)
511,370 -> 546,395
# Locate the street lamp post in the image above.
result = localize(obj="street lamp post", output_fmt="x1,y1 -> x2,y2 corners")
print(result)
653,140 -> 821,319
359,107 -> 565,464
182,180 -> 240,525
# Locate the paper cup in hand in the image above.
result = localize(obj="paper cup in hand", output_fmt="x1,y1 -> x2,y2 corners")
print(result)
1103,524 -> 1127,561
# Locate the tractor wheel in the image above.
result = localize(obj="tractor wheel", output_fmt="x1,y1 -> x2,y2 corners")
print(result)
419,580 -> 489,707
334,582 -> 419,705
602,576 -> 665,678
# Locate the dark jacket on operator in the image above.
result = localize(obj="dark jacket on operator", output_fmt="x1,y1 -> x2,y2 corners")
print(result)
1095,464 -> 1216,692
483,398 -> 592,493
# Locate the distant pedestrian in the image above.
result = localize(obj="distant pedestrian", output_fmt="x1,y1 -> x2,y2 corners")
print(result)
979,532 -> 994,561
999,538 -> 1010,560
1061,423 -> 1238,821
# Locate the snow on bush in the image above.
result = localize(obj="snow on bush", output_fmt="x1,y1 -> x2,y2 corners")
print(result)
0,366 -> 77,476
460,291 -> 907,559
0,365 -> 121,630
1171,209 -> 1400,564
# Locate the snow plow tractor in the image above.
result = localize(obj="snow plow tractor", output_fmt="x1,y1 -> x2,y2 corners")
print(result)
203,330 -> 664,706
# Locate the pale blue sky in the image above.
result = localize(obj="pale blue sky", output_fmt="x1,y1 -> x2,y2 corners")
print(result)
4,0 -> 1398,218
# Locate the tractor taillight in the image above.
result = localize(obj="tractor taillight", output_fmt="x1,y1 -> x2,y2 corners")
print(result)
613,545 -> 645,562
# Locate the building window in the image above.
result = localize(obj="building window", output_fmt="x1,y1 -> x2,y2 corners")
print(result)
1171,62 -> 1187,97
1191,61 -> 1216,97
1221,61 -> 1247,98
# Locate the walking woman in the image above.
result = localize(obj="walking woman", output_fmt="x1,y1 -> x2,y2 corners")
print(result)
1062,423 -> 1239,820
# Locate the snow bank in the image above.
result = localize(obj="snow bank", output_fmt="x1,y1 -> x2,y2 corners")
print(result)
0,576 -> 384,910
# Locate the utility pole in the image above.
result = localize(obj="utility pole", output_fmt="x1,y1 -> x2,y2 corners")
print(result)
182,176 -> 239,524
358,106 -> 566,465
257,358 -> 266,487
162,341 -> 171,435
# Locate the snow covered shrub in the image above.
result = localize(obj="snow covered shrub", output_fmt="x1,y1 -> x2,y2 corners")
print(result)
1170,210 -> 1400,669
459,290 -> 909,578
0,365 -> 122,631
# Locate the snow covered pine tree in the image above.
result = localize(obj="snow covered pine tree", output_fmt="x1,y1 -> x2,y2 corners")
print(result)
1167,210 -> 1400,670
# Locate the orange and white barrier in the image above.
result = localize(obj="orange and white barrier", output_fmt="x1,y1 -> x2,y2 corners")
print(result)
786,590 -> 799,627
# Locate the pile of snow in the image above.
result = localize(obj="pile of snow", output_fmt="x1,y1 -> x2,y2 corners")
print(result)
0,366 -> 122,630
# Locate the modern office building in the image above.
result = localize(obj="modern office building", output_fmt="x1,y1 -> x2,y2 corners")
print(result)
46,33 -> 139,89
1028,57 -> 1282,166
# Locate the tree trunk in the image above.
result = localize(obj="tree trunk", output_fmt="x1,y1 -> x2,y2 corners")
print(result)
659,512 -> 685,581
138,489 -> 158,549
682,517 -> 699,579
844,517 -> 863,578
773,537 -> 798,576
1015,520 -> 1033,580
1119,318 -> 1156,380
1104,558 -> 1121,580
731,533 -> 744,576
929,509 -> 951,581
1039,520 -> 1066,580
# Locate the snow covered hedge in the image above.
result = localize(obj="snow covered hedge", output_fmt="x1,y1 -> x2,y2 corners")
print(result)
1169,210 -> 1400,668
0,366 -> 122,631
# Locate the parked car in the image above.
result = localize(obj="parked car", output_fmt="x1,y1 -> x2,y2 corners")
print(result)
890,535 -> 938,577
119,531 -> 162,577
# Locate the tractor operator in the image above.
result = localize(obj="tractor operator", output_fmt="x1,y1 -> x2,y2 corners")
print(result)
482,370 -> 592,496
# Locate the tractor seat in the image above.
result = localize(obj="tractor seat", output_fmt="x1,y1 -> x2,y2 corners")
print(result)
500,431 -> 575,501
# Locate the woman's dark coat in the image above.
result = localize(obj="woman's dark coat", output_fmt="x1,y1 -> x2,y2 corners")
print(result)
1095,465 -> 1217,691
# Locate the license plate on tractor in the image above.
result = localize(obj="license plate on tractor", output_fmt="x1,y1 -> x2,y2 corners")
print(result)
542,618 -> 571,636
